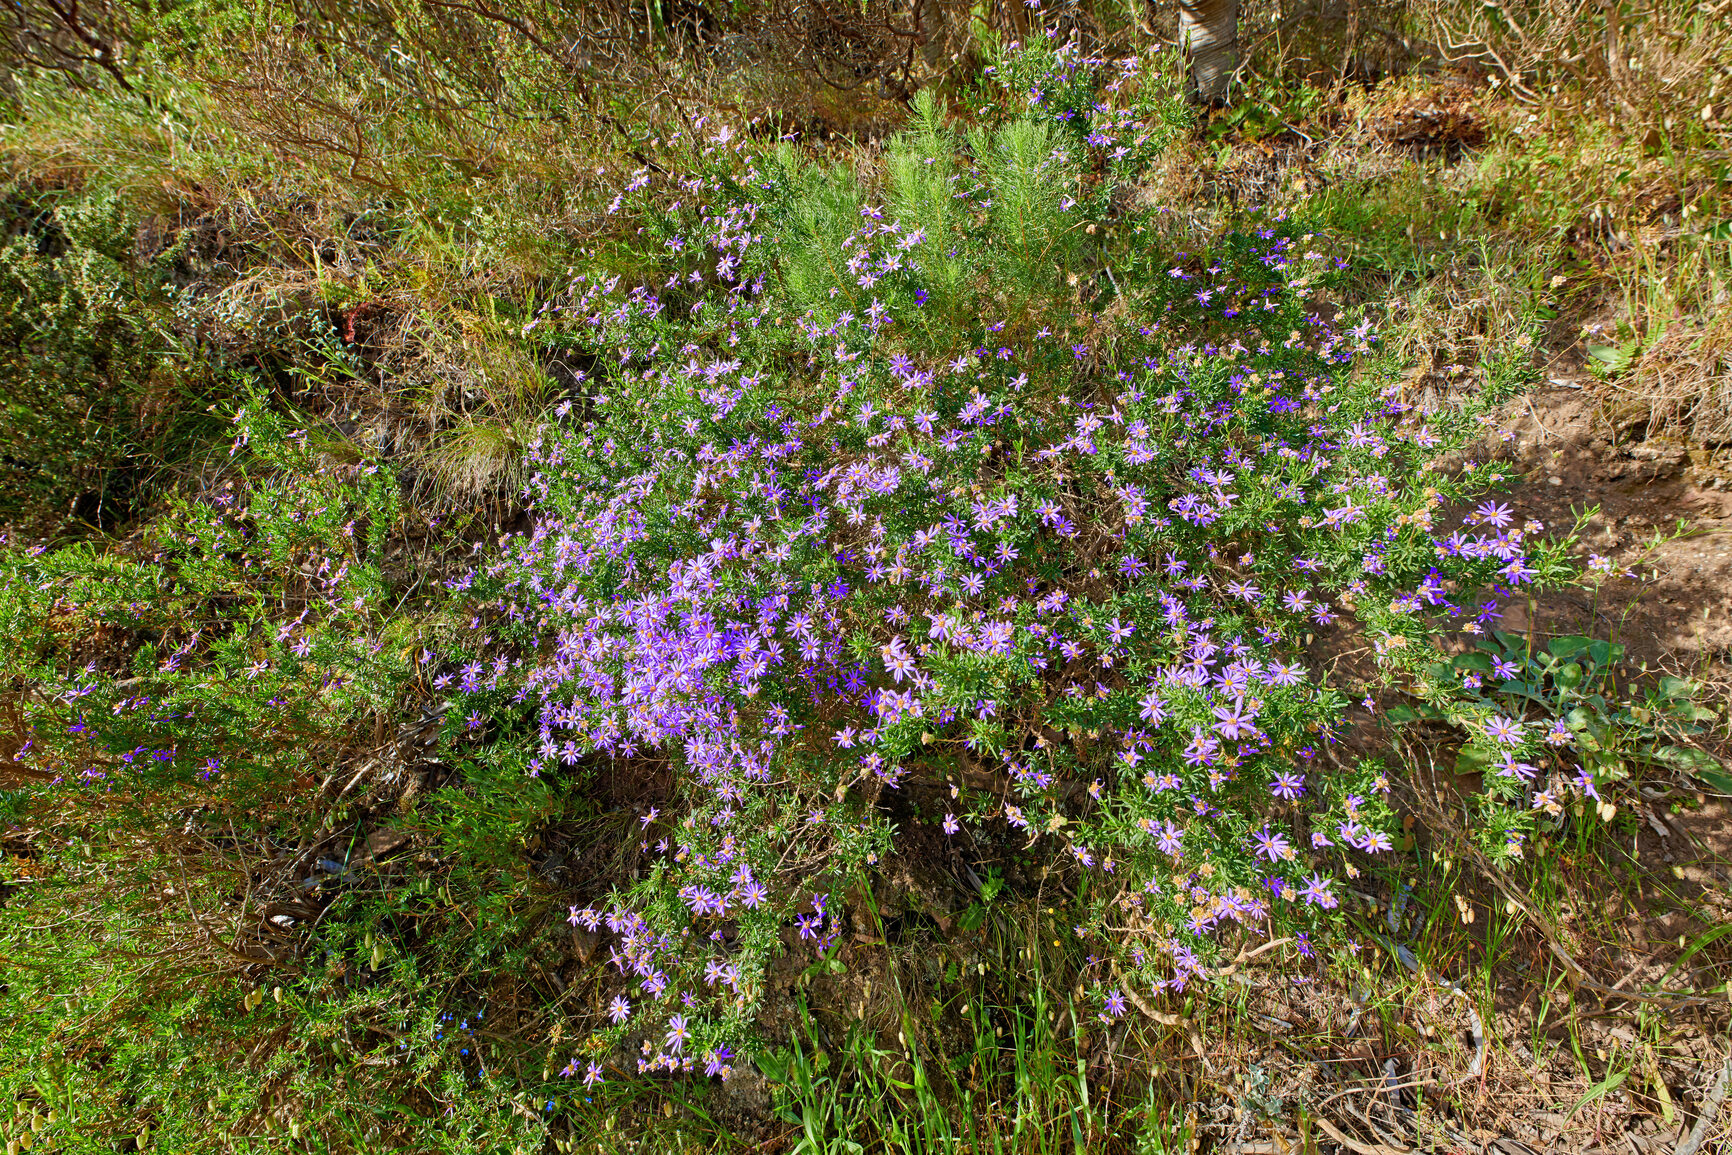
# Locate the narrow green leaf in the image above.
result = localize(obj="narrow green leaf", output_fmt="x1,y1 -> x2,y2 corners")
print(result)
1566,1068 -> 1628,1119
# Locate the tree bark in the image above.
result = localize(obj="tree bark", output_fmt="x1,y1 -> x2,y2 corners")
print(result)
1178,0 -> 1238,103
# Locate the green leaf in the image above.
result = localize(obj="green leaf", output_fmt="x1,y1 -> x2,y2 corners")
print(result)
1567,1069 -> 1628,1119
1653,745 -> 1722,775
1586,343 -> 1638,375
1384,704 -> 1421,723
757,1048 -> 792,1083
1588,639 -> 1624,667
1489,628 -> 1526,653
1454,744 -> 1494,774
1497,681 -> 1546,702
1656,676 -> 1696,701
1554,662 -> 1584,691
1659,922 -> 1732,986
1695,768 -> 1732,796
1546,636 -> 1592,661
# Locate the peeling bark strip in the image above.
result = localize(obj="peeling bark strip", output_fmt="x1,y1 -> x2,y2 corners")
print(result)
1178,0 -> 1238,102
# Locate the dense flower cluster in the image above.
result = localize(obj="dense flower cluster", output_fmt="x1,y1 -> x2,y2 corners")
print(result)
449,42 -> 1577,1071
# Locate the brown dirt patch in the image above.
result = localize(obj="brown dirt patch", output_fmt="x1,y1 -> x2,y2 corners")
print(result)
1485,375 -> 1732,692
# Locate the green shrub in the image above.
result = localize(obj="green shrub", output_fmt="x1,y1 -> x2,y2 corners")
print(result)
439,37 -> 1583,1079
0,185 -> 162,528
0,389 -> 412,808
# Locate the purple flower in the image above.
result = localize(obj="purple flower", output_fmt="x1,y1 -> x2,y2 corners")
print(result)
665,1014 -> 691,1054
1251,828 -> 1292,863
1483,715 -> 1524,744
1299,874 -> 1338,909
1154,821 -> 1184,856
1473,501 -> 1514,528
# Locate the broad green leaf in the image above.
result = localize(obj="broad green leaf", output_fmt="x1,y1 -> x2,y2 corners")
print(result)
1654,745 -> 1721,774
1695,768 -> 1732,796
1489,628 -> 1526,653
1656,676 -> 1696,700
1454,745 -> 1494,775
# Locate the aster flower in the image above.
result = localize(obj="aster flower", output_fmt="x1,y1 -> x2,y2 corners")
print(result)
1298,874 -> 1338,908
1472,501 -> 1514,528
1483,715 -> 1524,745
1154,821 -> 1184,856
1250,828 -> 1293,863
1495,753 -> 1539,781
665,1015 -> 691,1055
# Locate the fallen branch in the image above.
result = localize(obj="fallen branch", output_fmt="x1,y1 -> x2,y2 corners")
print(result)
1212,936 -> 1294,979
1675,1054 -> 1732,1155
1314,1113 -> 1409,1155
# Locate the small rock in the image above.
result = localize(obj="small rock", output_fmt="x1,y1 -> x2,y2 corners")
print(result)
716,1062 -> 774,1119
366,828 -> 410,860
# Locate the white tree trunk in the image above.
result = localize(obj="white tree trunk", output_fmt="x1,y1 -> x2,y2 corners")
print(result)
1178,0 -> 1239,102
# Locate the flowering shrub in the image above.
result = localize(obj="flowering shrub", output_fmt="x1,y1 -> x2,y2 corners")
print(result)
449,41 -> 1580,1074
0,31 -> 1629,1104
